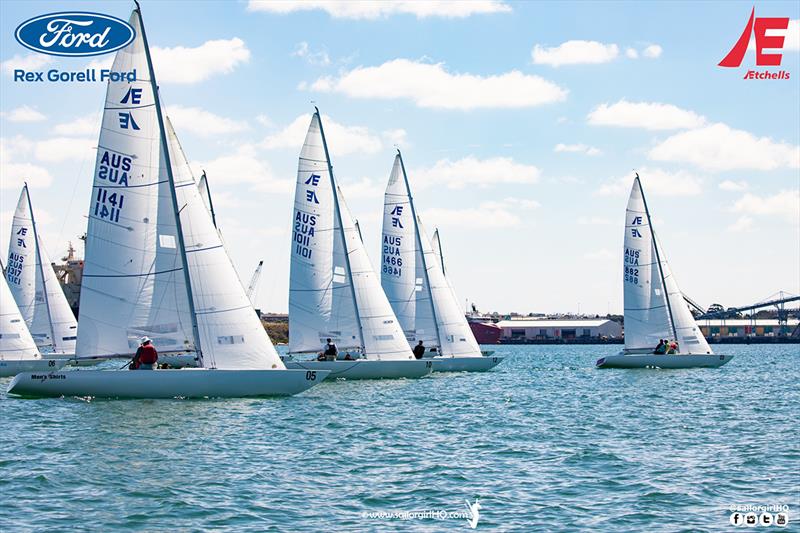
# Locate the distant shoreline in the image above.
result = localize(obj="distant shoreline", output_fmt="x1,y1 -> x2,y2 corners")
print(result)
495,337 -> 800,345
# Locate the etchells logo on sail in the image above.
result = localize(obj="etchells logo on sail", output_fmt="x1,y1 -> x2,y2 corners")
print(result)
15,11 -> 135,57
719,7 -> 792,80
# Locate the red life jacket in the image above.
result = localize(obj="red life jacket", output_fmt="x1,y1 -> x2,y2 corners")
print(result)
138,345 -> 158,364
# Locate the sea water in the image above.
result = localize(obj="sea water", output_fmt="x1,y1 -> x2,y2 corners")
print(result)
0,344 -> 797,531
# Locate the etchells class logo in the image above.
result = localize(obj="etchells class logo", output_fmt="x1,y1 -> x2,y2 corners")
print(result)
15,12 -> 135,57
719,6 -> 791,80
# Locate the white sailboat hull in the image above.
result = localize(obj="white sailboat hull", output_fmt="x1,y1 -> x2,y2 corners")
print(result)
431,355 -> 505,372
6,368 -> 329,398
284,359 -> 432,380
0,358 -> 67,378
596,353 -> 733,369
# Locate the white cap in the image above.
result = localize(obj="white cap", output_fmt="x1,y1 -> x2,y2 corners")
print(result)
140,336 -> 151,345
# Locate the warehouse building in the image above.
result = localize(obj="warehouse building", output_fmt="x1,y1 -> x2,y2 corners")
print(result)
698,319 -> 799,338
496,319 -> 623,341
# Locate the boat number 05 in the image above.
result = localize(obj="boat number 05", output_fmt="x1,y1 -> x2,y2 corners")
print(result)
305,371 -> 317,381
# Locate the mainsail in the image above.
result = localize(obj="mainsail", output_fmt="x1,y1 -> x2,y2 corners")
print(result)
76,10 -> 195,359
0,272 -> 41,360
6,185 -> 78,354
381,152 -> 482,358
623,176 -> 711,354
289,111 -> 412,360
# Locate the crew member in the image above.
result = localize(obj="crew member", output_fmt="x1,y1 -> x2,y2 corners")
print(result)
413,341 -> 426,360
323,338 -> 338,361
134,337 -> 158,370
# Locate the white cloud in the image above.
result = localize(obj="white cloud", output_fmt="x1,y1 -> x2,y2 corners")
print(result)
53,113 -> 101,136
165,105 -> 249,137
382,128 -> 408,147
292,42 -> 331,66
1,53 -> 52,76
261,114 -> 382,156
422,203 -> 521,229
306,59 -> 566,110
584,248 -> 614,260
577,216 -> 613,225
718,180 -> 749,192
412,156 -> 540,189
256,114 -> 273,127
192,144 -> 291,194
1,105 -> 46,122
727,216 -> 754,233
625,48 -> 639,59
531,40 -> 619,67
34,137 -> 95,163
597,168 -> 703,197
732,190 -> 799,222
247,1 -> 511,19
0,136 -> 52,189
587,99 -> 706,130
154,38 -> 250,84
649,123 -> 800,172
554,143 -> 601,156
338,177 -> 384,199
642,44 -> 663,58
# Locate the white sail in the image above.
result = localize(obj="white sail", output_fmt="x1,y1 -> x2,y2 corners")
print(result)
6,186 -> 78,353
623,177 -> 712,354
381,153 -> 482,358
76,10 -> 194,359
289,112 -> 412,360
0,272 -> 41,360
166,117 -> 285,370
381,155 -> 437,346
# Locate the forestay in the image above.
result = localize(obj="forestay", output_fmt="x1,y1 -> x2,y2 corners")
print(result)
0,273 -> 41,360
623,177 -> 711,354
6,186 -> 78,353
289,112 -> 411,360
76,10 -> 195,359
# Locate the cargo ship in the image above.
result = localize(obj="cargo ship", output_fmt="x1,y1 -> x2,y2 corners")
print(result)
465,304 -> 502,344
53,241 -> 83,317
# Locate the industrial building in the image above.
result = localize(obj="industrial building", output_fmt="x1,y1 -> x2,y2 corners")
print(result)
697,319 -> 799,338
496,319 -> 623,342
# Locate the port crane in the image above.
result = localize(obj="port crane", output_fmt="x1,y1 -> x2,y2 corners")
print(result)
246,260 -> 264,303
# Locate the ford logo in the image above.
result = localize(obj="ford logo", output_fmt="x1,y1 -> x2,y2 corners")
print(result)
15,11 -> 135,57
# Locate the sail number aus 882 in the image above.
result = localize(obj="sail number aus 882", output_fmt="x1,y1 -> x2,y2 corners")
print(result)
624,266 -> 639,285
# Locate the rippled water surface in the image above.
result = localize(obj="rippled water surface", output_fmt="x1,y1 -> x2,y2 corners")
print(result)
1,344 -> 797,531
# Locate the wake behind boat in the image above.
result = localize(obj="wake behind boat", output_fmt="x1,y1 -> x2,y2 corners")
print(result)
381,151 -> 504,373
596,175 -> 732,370
284,110 -> 430,380
8,3 -> 328,398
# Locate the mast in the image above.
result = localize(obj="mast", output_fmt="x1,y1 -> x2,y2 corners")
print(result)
433,228 -> 446,276
201,170 -> 218,229
25,184 -> 57,350
135,1 -> 205,366
636,174 -> 678,341
315,107 -> 366,351
397,150 -> 444,350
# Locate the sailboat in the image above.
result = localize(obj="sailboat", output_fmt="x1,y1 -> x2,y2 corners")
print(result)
0,270 -> 67,377
596,175 -> 732,369
282,111 -> 431,380
6,185 -> 79,360
381,151 -> 504,372
8,3 -> 328,397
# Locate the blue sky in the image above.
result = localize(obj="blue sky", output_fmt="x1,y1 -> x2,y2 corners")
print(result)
1,0 -> 798,315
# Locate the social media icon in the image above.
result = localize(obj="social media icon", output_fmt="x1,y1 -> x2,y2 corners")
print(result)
760,513 -> 773,526
745,512 -> 758,527
775,512 -> 789,526
730,512 -> 744,526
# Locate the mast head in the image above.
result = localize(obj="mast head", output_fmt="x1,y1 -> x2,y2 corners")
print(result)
134,0 -> 141,12
314,105 -> 320,116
